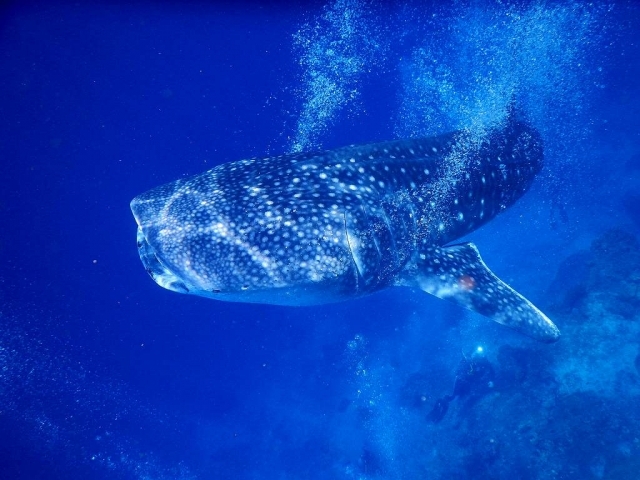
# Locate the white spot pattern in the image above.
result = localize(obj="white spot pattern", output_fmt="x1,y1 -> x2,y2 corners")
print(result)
131,119 -> 543,308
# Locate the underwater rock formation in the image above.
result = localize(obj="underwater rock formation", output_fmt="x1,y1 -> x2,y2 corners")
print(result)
547,229 -> 640,320
411,229 -> 640,479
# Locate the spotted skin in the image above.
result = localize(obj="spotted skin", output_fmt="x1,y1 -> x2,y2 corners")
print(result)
404,243 -> 559,342
131,116 -> 559,342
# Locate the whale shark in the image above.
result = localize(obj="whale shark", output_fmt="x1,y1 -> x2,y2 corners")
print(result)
131,114 -> 560,342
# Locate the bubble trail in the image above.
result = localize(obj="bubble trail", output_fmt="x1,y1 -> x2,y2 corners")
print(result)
290,0 -> 385,152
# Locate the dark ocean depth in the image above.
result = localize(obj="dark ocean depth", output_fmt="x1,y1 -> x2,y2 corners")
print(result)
2,1 -> 640,479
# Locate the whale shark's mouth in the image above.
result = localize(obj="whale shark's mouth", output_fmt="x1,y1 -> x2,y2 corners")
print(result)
136,227 -> 190,295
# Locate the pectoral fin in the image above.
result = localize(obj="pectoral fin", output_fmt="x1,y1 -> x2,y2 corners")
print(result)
405,243 -> 559,342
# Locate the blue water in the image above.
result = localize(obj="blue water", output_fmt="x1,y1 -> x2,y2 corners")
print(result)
2,1 -> 639,478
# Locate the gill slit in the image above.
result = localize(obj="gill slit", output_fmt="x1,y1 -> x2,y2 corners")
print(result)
343,211 -> 361,289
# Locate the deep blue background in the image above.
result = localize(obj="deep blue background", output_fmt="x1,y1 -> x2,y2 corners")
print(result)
2,1 -> 640,479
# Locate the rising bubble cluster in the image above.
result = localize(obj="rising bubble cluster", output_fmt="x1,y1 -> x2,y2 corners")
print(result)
290,0 -> 386,152
394,2 -> 608,160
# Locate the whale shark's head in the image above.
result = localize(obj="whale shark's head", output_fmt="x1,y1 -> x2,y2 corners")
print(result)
130,161 -> 362,305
